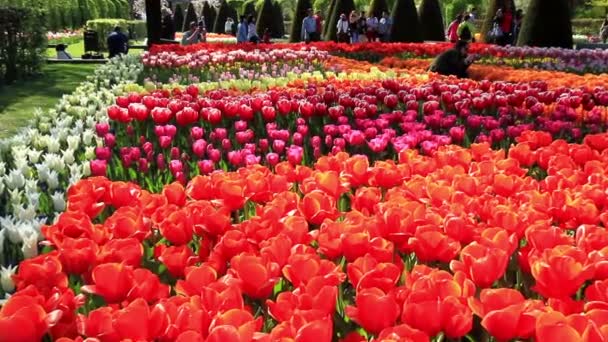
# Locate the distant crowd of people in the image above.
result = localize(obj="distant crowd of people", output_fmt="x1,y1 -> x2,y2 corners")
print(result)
301,8 -> 393,44
446,6 -> 523,45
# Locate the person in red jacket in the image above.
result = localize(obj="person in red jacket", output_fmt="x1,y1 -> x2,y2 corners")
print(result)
314,10 -> 323,39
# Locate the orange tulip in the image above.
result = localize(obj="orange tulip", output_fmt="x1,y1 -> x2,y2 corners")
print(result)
529,245 -> 594,299
450,242 -> 509,288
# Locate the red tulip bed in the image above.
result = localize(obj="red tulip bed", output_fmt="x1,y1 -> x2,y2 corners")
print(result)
4,42 -> 608,342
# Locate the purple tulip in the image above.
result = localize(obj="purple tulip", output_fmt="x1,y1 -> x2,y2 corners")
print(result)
286,146 -> 303,165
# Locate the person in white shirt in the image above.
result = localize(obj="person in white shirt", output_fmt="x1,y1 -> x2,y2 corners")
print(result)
336,13 -> 350,43
225,17 -> 234,35
366,14 -> 379,42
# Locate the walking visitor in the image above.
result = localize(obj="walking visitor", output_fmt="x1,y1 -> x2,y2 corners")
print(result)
302,8 -> 319,43
107,26 -> 129,58
237,16 -> 248,43
378,11 -> 392,42
366,14 -> 379,42
349,11 -> 359,43
248,15 -> 259,43
337,13 -> 350,43
447,14 -> 463,43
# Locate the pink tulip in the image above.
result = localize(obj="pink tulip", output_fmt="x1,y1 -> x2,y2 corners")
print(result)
198,160 -> 215,174
95,123 -> 110,137
90,159 -> 107,176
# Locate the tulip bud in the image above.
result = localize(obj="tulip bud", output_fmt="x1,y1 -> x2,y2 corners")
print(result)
192,139 -> 207,158
191,126 -> 204,140
286,146 -> 303,165
95,123 -> 110,137
90,159 -> 107,176
95,147 -> 112,160
159,135 -> 172,149
234,120 -> 248,131
292,133 -> 304,146
208,149 -> 221,162
198,160 -> 215,174
266,153 -> 279,166
156,154 -> 166,170
272,139 -> 286,154
170,147 -> 180,160
139,158 -> 149,173
175,171 -> 187,185
104,133 -> 116,148
169,160 -> 183,175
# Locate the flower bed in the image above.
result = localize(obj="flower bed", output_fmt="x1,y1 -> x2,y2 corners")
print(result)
5,132 -> 608,341
2,42 -> 608,342
95,77 -> 608,189
150,42 -> 608,75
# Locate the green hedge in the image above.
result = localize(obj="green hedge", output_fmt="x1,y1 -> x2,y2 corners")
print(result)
572,18 -> 606,36
0,5 -> 46,85
86,19 -> 146,50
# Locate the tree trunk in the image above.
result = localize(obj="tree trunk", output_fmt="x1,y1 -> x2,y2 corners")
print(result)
517,0 -> 573,48
145,0 -> 162,46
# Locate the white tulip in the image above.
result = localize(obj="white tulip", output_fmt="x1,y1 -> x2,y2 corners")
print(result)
44,153 -> 65,172
8,188 -> 23,207
5,170 -> 25,190
82,161 -> 91,177
45,136 -> 61,154
14,204 -> 37,222
67,136 -> 81,150
84,146 -> 95,160
62,149 -> 75,165
0,161 -> 5,177
46,170 -> 59,190
82,129 -> 95,145
51,191 -> 66,212
27,149 -> 42,164
25,192 -> 40,209
35,163 -> 50,182
0,216 -> 21,244
21,232 -> 38,259
0,229 -> 5,258
0,265 -> 17,293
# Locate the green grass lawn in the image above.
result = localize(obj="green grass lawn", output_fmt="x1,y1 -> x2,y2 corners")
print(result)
0,64 -> 98,139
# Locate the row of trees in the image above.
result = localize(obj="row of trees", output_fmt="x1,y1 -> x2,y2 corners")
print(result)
171,0 -> 285,38
287,0 -> 573,48
8,0 -> 130,31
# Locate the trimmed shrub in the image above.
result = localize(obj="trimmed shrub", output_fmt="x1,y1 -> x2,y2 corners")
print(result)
182,2 -> 198,32
256,0 -> 274,36
289,0 -> 312,42
367,0 -> 388,17
517,0 -> 573,48
0,5 -> 46,85
242,0 -> 256,16
173,4 -> 184,32
419,0 -> 444,41
202,1 -> 216,33
214,0 -> 231,33
481,0 -> 515,42
390,0 -> 422,42
272,1 -> 285,38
